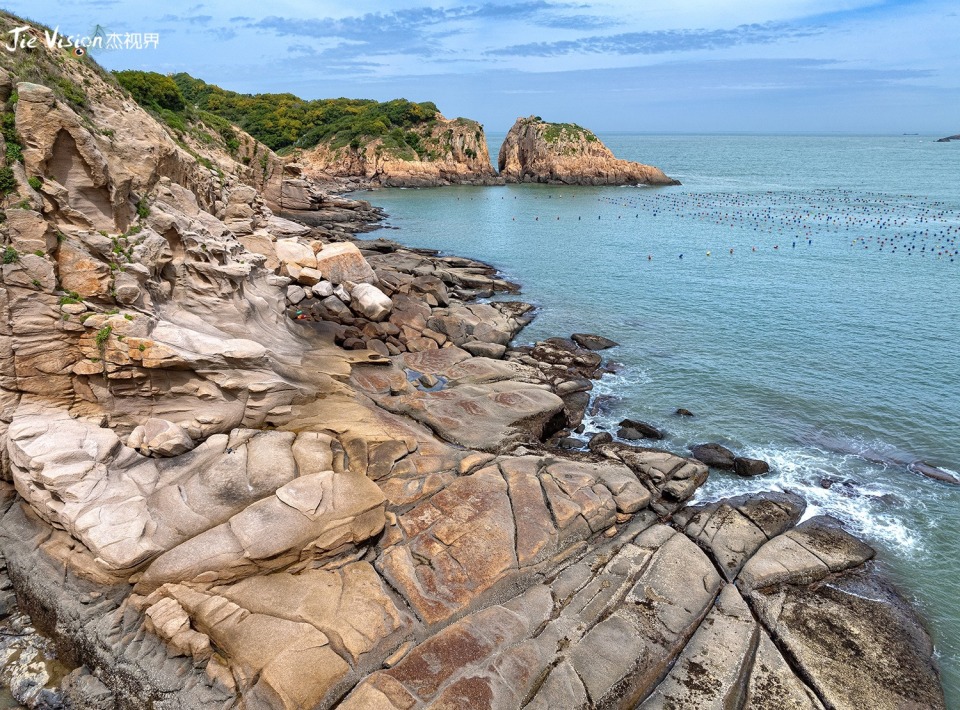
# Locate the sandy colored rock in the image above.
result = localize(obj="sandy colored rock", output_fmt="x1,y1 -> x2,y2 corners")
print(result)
314,242 -> 377,284
499,115 -> 679,186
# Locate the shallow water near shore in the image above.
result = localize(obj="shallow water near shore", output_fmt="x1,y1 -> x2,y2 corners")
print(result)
353,133 -> 960,703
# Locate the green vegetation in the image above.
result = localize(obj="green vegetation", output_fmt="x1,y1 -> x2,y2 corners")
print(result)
0,13 -> 120,115
0,167 -> 16,195
135,197 -> 150,220
1,111 -> 23,164
95,325 -> 112,348
2,246 -> 19,264
542,122 -> 598,145
27,176 -> 42,191
171,72 -> 439,153
111,70 -> 455,162
113,71 -> 185,112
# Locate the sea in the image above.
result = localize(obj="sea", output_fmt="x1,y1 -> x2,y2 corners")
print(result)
353,132 -> 960,704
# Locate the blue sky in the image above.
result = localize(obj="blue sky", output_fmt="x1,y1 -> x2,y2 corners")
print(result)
3,0 -> 958,133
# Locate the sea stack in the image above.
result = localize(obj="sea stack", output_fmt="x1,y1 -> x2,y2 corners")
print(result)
498,115 -> 680,185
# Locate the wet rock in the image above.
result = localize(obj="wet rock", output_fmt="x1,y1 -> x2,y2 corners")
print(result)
909,460 -> 960,484
571,332 -> 619,350
589,431 -> 613,449
618,418 -> 665,440
690,442 -> 737,469
675,408 -> 695,416
734,457 -> 771,477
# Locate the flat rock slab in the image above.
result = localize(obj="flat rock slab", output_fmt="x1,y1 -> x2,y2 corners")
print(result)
379,381 -> 564,452
749,569 -> 945,710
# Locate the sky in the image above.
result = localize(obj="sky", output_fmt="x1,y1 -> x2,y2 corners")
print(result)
3,0 -> 958,134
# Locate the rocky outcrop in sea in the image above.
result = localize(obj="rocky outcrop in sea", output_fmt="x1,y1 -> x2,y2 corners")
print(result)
498,115 -> 680,186
0,15 -> 946,709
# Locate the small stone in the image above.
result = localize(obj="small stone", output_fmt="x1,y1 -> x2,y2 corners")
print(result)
312,280 -> 334,298
419,374 -> 440,388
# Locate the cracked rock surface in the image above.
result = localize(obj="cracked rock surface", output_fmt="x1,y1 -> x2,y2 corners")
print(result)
0,17 -> 946,710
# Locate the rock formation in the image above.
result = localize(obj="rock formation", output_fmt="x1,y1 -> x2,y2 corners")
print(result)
499,115 -> 680,186
935,134 -> 959,142
300,116 -> 502,188
0,13 -> 946,710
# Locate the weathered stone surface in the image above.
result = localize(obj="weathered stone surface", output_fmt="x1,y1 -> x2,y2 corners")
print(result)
0,31 -> 943,710
677,492 -> 806,581
749,568 -> 945,710
274,237 -> 317,269
639,584 -> 758,709
137,470 -> 386,591
499,116 -> 679,186
314,242 -> 377,284
299,113 -> 499,187
350,282 -> 393,321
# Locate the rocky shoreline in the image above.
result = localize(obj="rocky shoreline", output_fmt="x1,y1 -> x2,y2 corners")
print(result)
0,19 -> 947,709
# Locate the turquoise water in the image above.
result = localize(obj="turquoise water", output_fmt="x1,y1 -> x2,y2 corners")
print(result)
354,134 -> 960,703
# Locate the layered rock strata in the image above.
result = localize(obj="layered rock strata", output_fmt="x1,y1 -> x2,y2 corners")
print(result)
499,116 -> 680,186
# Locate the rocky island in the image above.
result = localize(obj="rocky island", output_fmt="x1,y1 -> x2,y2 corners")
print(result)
0,13 -> 946,710
936,134 -> 960,142
499,115 -> 680,186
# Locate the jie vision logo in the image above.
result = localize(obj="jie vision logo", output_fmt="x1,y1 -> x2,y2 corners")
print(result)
4,25 -> 159,55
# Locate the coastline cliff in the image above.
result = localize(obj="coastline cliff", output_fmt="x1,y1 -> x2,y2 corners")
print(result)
499,115 -> 680,186
0,11 -> 946,710
298,114 -> 501,187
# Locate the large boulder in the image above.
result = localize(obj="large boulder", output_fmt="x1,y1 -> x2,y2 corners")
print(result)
690,442 -> 737,469
314,242 -> 377,284
350,283 -> 393,322
274,238 -> 317,269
